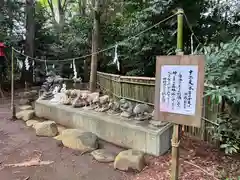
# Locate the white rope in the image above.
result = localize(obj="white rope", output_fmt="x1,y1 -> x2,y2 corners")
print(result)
12,13 -> 178,63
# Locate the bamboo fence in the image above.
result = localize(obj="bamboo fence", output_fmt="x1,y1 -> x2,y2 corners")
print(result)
97,71 -> 220,146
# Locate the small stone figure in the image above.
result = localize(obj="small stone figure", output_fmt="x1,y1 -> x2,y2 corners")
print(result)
107,99 -> 121,114
119,99 -> 134,118
133,103 -> 152,121
95,95 -> 110,112
71,93 -> 85,108
82,92 -> 99,109
49,86 -> 63,104
38,70 -> 64,100
60,83 -> 67,93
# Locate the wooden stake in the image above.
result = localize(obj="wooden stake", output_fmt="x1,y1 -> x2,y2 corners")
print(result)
11,47 -> 16,120
171,8 -> 184,180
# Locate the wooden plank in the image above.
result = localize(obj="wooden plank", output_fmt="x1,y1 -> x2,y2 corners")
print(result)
154,55 -> 205,128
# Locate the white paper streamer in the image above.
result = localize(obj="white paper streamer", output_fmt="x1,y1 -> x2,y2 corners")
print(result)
72,59 -> 77,79
25,56 -> 30,71
52,64 -> 55,68
113,44 -> 120,71
32,60 -> 35,81
70,63 -> 72,68
17,58 -> 23,70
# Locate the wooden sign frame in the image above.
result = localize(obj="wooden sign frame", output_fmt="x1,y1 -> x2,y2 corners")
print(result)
154,55 -> 205,128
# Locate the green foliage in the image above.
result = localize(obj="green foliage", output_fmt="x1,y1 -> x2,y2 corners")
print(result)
204,37 -> 240,104
204,37 -> 240,154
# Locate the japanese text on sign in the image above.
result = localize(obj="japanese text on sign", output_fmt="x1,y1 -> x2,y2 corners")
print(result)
159,65 -> 198,116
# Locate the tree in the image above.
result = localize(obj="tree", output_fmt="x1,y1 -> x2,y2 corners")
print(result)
89,0 -> 101,92
21,0 -> 35,87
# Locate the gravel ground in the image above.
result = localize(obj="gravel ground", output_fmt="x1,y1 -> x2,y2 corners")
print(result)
0,96 -> 239,180
0,98 -> 132,180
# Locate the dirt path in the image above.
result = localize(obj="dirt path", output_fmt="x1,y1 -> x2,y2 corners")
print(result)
0,99 -> 131,180
1,97 -> 239,180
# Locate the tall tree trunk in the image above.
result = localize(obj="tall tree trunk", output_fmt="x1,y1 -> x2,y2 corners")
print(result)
89,0 -> 100,92
23,0 -> 35,87
0,0 -> 4,11
78,0 -> 86,16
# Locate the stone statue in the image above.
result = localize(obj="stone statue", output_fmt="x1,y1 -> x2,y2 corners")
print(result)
133,103 -> 152,121
82,92 -> 99,109
107,99 -> 121,114
60,83 -> 67,93
94,95 -> 110,112
119,99 -> 134,118
49,86 -> 62,104
71,92 -> 85,108
38,70 -> 64,100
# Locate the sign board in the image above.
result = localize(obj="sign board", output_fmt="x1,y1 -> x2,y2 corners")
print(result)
154,55 -> 205,127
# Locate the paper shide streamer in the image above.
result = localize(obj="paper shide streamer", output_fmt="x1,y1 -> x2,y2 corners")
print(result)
113,44 -> 120,71
72,59 -> 77,79
17,58 -> 23,70
25,56 -> 30,71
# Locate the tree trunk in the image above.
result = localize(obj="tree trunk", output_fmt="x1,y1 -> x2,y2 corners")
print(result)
89,0 -> 100,92
78,0 -> 86,16
23,0 -> 35,87
0,0 -> 4,11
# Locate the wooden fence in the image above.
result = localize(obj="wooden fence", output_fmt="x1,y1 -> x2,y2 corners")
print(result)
97,71 -> 220,146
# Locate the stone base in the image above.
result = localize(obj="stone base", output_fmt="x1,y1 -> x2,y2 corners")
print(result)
35,100 -> 173,156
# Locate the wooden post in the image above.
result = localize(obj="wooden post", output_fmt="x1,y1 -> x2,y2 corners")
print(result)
171,8 -> 184,180
11,47 -> 16,120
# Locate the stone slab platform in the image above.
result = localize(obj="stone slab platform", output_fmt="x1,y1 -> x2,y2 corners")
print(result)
35,100 -> 173,156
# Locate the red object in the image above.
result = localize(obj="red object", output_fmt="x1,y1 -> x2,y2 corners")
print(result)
0,42 -> 6,57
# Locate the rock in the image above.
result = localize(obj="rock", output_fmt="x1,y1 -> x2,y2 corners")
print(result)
19,105 -> 33,111
26,120 -> 40,127
91,149 -> 116,163
149,120 -> 169,127
16,110 -> 35,121
114,149 -> 145,172
54,128 -> 84,141
35,121 -> 58,137
61,129 -> 84,137
62,131 -> 98,151
54,135 -> 63,141
120,111 -> 132,118
56,140 -> 64,147
53,128 -> 84,141
57,125 -> 66,134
